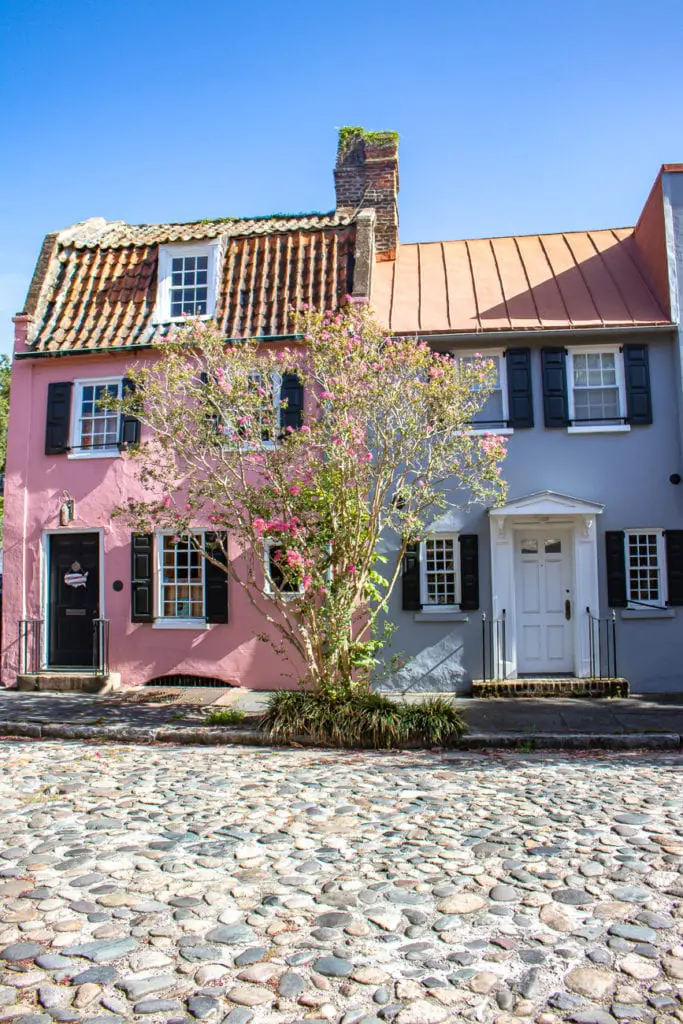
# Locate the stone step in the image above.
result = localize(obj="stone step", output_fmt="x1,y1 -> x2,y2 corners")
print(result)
472,677 -> 629,698
17,672 -> 121,694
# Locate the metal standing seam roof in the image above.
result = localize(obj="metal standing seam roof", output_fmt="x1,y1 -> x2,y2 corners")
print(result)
371,227 -> 670,334
29,213 -> 356,352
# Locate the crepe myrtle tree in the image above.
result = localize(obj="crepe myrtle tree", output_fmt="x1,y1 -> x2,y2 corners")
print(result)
118,303 -> 507,693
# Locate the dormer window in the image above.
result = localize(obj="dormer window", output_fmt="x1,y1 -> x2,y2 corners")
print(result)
156,242 -> 219,323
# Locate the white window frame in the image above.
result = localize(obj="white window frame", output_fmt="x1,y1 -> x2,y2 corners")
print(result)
567,346 -> 630,434
263,538 -> 304,598
155,241 -> 220,324
228,371 -> 282,451
419,533 -> 461,611
153,530 -> 209,629
625,529 -> 668,609
68,376 -> 123,460
455,351 -> 513,435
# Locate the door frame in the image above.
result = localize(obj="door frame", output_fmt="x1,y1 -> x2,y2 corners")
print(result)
489,491 -> 604,679
41,528 -> 105,670
513,526 -> 574,675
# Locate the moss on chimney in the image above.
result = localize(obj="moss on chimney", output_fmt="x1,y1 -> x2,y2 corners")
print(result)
337,126 -> 399,156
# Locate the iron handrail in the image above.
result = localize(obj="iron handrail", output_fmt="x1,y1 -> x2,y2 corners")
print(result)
18,619 -> 43,674
587,607 -> 618,679
482,609 -> 507,681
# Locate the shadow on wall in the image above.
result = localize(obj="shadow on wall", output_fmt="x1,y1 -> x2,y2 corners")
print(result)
376,632 -> 467,695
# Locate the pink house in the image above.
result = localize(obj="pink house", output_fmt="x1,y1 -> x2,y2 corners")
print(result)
1,131 -> 399,690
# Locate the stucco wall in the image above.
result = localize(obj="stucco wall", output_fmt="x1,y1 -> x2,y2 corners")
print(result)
379,332 -> 683,694
1,351 -> 306,689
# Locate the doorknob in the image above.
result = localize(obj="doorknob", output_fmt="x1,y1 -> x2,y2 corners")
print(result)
565,598 -> 572,621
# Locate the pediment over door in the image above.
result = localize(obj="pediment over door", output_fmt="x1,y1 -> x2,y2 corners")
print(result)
489,490 -> 605,518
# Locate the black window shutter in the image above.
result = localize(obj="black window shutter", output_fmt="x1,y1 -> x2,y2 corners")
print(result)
506,348 -> 534,428
280,373 -> 304,431
131,533 -> 154,622
45,382 -> 73,455
665,530 -> 683,606
605,531 -> 627,608
402,543 -> 421,610
623,345 -> 652,425
541,348 -> 568,427
120,378 -> 141,447
204,531 -> 228,623
459,534 -> 479,610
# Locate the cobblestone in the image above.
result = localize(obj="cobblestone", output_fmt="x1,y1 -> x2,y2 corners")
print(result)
0,743 -> 682,1024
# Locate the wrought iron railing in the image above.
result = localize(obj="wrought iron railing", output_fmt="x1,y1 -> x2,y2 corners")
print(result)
92,618 -> 110,674
18,617 -> 110,674
18,619 -> 43,674
587,608 -> 618,679
482,610 -> 507,681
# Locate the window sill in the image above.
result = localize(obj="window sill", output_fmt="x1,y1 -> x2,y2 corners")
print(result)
467,427 -> 514,436
621,607 -> 675,619
152,314 -> 214,326
414,610 -> 469,623
152,618 -> 210,630
67,449 -> 121,460
567,425 -> 631,434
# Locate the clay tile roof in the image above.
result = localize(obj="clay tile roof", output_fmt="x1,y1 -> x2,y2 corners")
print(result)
28,213 -> 355,352
372,228 -> 670,335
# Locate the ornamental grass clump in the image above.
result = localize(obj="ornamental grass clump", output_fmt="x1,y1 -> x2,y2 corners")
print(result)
262,688 -> 465,749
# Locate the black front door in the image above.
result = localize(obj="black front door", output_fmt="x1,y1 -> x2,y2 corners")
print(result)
48,533 -> 100,667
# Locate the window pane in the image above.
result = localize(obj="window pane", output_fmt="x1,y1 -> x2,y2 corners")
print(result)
424,538 -> 457,606
161,535 -> 205,617
520,539 -> 538,554
78,380 -> 120,449
627,533 -> 661,604
545,539 -> 561,553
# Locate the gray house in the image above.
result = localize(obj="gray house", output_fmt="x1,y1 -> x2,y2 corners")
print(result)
344,141 -> 683,694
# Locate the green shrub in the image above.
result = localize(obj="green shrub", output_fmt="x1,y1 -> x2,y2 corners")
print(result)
204,708 -> 247,726
262,689 -> 465,749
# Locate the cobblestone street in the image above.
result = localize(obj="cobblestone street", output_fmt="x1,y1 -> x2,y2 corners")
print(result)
0,742 -> 682,1024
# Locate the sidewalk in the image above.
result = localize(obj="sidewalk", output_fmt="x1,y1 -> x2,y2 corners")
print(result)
1,687 -> 683,748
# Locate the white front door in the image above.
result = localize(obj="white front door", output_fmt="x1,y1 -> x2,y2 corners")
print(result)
515,529 -> 574,674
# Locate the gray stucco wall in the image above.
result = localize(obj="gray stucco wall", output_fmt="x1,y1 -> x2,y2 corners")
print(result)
378,331 -> 683,695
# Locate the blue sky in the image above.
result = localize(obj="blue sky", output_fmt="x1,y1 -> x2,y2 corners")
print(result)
1,0 -> 682,353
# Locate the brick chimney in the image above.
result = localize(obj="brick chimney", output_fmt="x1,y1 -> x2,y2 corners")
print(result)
334,128 -> 399,261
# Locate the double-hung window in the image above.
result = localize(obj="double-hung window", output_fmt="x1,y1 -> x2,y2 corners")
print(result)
158,533 -> 205,623
156,242 -> 219,323
247,371 -> 282,444
457,352 -> 509,431
70,378 -> 122,456
568,348 -> 627,428
420,534 -> 460,609
625,530 -> 667,608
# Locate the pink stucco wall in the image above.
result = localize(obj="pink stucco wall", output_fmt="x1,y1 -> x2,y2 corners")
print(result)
1,340 -> 307,689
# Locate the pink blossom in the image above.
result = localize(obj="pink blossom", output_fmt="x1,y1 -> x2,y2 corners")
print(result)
302,574 -> 312,590
347,564 -> 356,575
286,549 -> 303,568
289,485 -> 300,496
163,496 -> 172,508
299,425 -> 311,435
209,515 -> 217,523
252,518 -> 266,536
